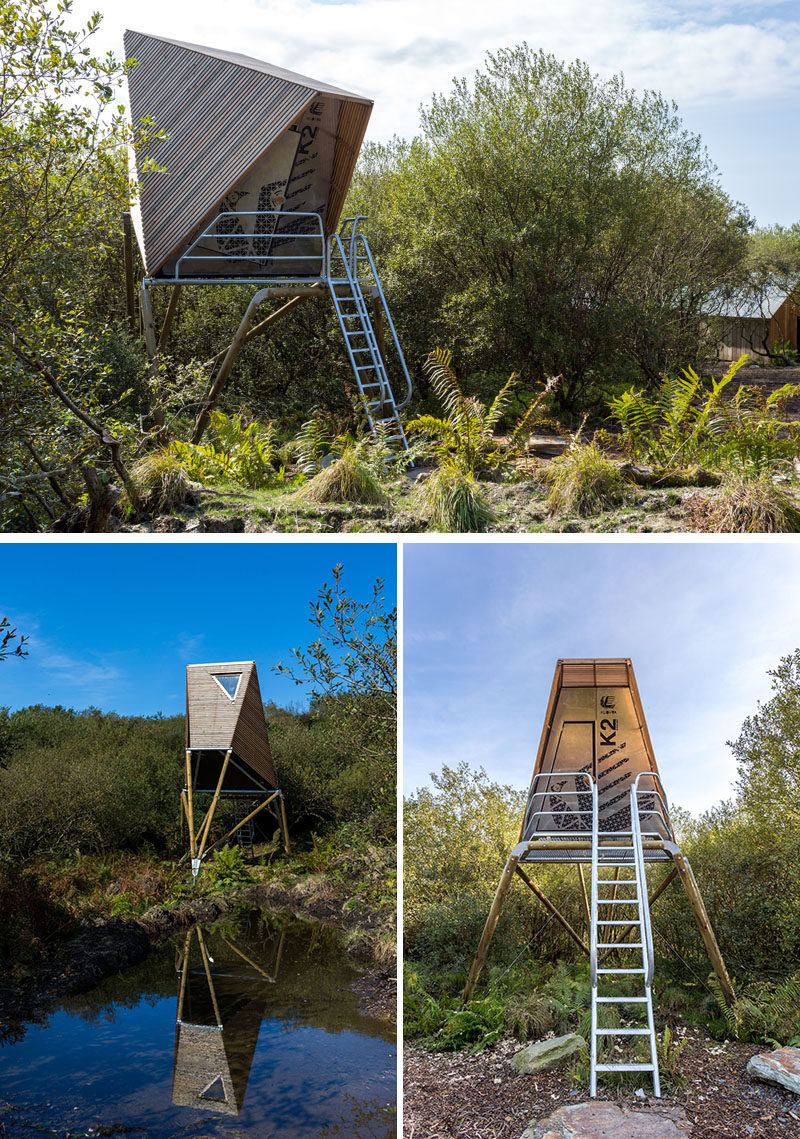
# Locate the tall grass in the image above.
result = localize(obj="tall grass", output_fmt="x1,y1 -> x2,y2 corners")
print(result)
416,461 -> 496,532
541,440 -> 634,516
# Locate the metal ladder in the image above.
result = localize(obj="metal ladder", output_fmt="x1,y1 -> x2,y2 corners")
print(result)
235,810 -> 255,860
590,780 -> 660,1097
326,225 -> 411,459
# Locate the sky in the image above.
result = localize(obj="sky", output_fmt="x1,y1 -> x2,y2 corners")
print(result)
0,541 -> 396,717
403,540 -> 800,816
74,0 -> 800,227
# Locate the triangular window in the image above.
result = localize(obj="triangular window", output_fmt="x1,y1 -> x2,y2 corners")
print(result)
212,674 -> 241,701
200,1074 -> 227,1102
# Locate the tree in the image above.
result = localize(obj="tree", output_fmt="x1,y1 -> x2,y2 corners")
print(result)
728,649 -> 800,831
0,2 -> 158,528
274,563 -> 396,759
347,45 -> 750,413
0,617 -> 27,662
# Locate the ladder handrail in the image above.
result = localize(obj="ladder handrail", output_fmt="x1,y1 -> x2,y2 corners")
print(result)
630,783 -> 655,988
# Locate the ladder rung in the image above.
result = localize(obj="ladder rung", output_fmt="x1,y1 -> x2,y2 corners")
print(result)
597,919 -> 637,925
596,996 -> 648,1003
597,899 -> 639,905
597,942 -> 642,948
595,1028 -> 651,1036
374,417 -> 398,424
597,967 -> 645,974
595,1063 -> 655,1072
597,862 -> 637,867
355,365 -> 377,372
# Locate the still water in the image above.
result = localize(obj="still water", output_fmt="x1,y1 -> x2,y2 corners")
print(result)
0,911 -> 396,1138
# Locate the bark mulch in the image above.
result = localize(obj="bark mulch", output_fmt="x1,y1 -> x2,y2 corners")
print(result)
403,1030 -> 800,1139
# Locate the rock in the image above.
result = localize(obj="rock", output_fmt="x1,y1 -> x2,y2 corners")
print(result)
747,1047 -> 800,1095
512,1033 -> 586,1074
520,1101 -> 693,1138
527,436 -> 569,457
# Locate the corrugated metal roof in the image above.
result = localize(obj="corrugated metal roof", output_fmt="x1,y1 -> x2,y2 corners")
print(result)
702,286 -> 788,321
125,30 -> 372,274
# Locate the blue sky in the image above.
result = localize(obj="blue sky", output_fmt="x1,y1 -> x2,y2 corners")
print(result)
403,540 -> 800,816
77,0 -> 800,226
0,541 -> 396,717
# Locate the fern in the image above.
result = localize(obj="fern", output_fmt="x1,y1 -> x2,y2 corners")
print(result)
409,348 -> 553,475
169,411 -> 280,489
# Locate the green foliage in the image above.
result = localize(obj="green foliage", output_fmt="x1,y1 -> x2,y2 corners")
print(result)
708,971 -> 800,1045
729,650 -> 800,832
415,459 -> 496,532
0,616 -> 28,661
540,439 -> 634,516
169,410 -> 282,489
201,844 -> 253,890
609,354 -> 800,474
347,46 -> 749,413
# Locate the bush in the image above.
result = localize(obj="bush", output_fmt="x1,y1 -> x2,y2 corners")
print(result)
540,440 -> 634,516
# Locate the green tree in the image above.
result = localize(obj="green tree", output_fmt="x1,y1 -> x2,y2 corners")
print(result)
348,45 -> 750,413
728,649 -> 800,831
0,617 -> 27,662
0,1 -> 154,529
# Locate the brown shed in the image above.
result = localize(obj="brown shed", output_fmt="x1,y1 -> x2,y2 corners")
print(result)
125,30 -> 372,278
520,658 -> 668,841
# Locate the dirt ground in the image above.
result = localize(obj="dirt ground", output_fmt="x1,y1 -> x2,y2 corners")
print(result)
403,1031 -> 800,1139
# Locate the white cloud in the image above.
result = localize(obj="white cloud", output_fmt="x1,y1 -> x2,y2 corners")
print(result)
74,0 -> 800,144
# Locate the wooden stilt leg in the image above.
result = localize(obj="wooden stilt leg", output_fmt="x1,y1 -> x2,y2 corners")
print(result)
673,851 -> 735,1005
515,866 -> 589,955
197,927 -> 222,1027
462,855 -> 519,1003
185,750 -> 197,863
195,750 -> 231,860
122,213 -> 136,337
176,928 -> 192,1022
577,863 -> 591,931
157,285 -> 182,354
279,793 -> 291,855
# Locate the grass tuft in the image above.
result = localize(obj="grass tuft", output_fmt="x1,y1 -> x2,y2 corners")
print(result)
417,461 -> 496,532
296,446 -> 388,506
691,470 -> 800,533
130,448 -> 192,514
540,441 -> 634,516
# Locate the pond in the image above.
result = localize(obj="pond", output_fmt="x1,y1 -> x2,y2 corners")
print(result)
0,910 -> 396,1138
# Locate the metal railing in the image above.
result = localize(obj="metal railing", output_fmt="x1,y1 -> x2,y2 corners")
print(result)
522,770 -> 595,839
173,210 -> 326,280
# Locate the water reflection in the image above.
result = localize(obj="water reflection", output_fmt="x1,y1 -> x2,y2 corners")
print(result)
172,923 -> 285,1114
0,912 -> 395,1138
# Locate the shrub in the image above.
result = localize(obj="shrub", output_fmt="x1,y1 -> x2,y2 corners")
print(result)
416,460 -> 496,531
169,410 -> 281,489
540,440 -> 634,516
408,348 -> 555,475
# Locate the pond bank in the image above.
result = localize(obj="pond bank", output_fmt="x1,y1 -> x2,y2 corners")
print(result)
0,875 -> 396,1036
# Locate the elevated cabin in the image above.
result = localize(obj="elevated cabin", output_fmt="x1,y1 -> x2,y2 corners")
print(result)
123,30 -> 412,454
183,661 -> 290,875
125,30 -> 372,282
521,658 -> 672,851
186,661 -> 276,792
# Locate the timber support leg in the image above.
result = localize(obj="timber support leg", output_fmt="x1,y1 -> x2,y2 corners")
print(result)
279,792 -> 291,855
515,865 -> 589,955
673,850 -> 735,1005
462,855 -> 519,1003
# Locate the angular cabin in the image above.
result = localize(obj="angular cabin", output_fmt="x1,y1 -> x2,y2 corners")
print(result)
186,660 -> 276,792
125,30 -> 373,280
521,658 -> 671,844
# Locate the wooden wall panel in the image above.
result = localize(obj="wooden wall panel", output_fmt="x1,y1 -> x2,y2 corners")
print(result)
186,661 -> 276,789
